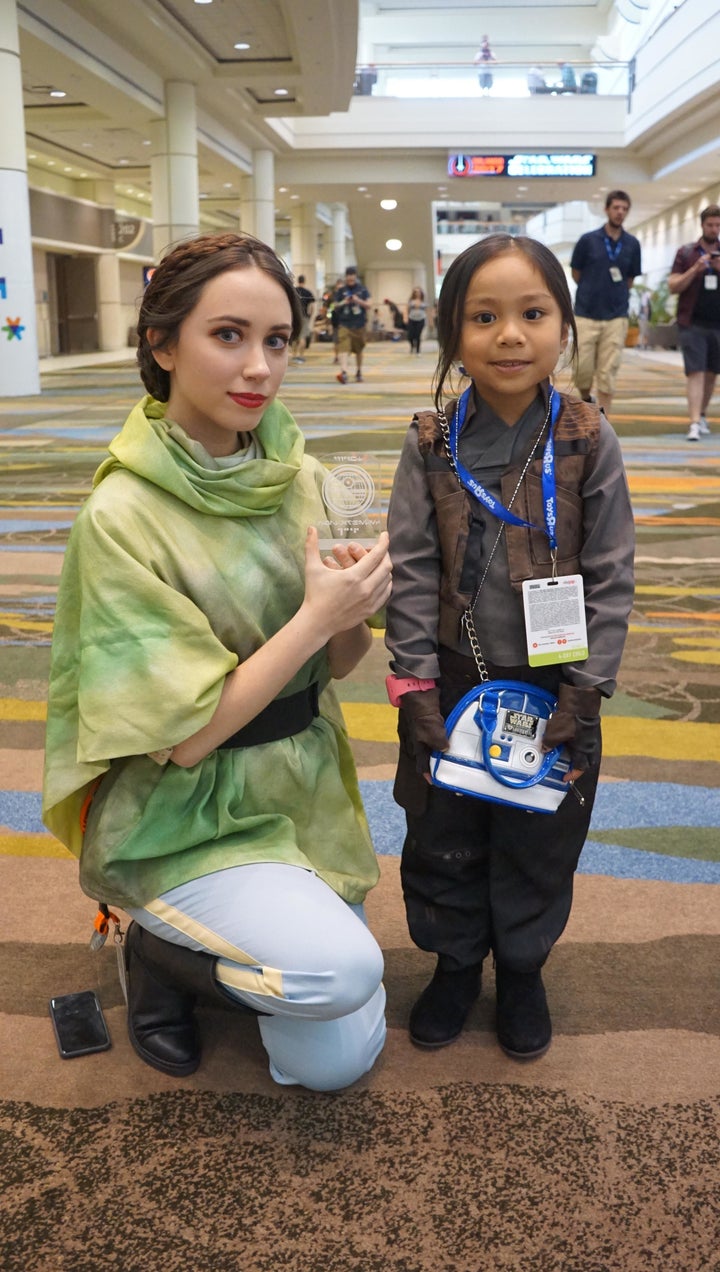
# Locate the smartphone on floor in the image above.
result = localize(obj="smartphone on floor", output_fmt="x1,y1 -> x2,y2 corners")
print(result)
49,990 -> 111,1059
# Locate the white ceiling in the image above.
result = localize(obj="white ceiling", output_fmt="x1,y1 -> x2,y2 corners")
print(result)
15,0 -> 720,261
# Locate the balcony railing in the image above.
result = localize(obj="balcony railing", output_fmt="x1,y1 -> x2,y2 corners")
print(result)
353,61 -> 628,100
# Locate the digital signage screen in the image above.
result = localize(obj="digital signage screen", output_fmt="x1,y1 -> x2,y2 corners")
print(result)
448,154 -> 596,179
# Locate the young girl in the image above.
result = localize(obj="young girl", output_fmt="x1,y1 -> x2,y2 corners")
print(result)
406,287 -> 427,354
43,232 -> 392,1092
385,235 -> 634,1059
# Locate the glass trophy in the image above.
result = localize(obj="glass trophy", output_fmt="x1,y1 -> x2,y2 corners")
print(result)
316,451 -> 386,552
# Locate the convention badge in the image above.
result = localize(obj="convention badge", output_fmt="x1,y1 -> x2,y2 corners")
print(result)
316,451 -> 386,551
609,266 -> 623,283
522,574 -> 589,666
704,274 -> 718,290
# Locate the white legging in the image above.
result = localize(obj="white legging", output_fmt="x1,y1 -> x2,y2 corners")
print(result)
127,862 -> 386,1092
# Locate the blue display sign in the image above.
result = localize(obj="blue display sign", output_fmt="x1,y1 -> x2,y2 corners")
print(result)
449,154 -> 596,178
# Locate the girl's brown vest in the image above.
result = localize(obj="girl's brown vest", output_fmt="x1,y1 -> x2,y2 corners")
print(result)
414,393 -> 602,647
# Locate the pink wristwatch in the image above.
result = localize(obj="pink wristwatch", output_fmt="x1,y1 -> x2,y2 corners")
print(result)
385,674 -> 436,707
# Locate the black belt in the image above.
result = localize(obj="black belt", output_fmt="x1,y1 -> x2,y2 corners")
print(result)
219,683 -> 319,749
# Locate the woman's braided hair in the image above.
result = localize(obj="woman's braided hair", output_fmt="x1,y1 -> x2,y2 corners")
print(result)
136,232 -> 303,401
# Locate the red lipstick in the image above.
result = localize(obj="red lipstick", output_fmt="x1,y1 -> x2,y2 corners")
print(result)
229,393 -> 267,408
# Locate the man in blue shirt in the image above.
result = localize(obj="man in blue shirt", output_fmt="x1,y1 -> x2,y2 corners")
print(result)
570,190 -> 642,414
333,266 -> 372,384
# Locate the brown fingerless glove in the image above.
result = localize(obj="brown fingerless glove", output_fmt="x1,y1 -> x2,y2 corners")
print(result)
542,683 -> 602,772
399,687 -> 450,775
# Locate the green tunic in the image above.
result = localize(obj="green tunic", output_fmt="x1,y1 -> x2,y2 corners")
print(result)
42,395 -> 379,909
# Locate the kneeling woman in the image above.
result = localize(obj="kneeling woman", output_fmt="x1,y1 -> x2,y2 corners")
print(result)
43,232 -> 392,1091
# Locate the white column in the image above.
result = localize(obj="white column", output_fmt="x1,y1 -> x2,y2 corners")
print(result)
290,203 -> 318,291
253,149 -> 275,247
330,204 -> 347,279
151,81 -> 199,260
239,176 -> 255,236
96,253 -> 124,351
0,0 -> 40,395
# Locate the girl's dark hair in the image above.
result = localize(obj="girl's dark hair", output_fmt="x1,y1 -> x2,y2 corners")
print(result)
432,234 -> 577,411
137,232 -> 303,401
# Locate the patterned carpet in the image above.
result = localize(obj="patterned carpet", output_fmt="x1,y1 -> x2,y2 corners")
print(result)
1,340 -> 719,1270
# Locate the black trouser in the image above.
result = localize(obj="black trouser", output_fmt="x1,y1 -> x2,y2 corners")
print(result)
397,649 -> 600,974
407,319 -> 424,353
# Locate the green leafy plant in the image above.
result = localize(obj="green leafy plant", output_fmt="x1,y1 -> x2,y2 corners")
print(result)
648,278 -> 676,325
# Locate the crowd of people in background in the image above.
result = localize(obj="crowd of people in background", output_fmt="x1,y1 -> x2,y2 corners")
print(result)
288,192 -> 712,440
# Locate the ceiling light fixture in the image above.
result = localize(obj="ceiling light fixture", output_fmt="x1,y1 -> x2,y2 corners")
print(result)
274,88 -> 289,96
386,238 -> 402,251
49,89 -> 66,98
380,199 -> 397,210
234,42 -> 250,50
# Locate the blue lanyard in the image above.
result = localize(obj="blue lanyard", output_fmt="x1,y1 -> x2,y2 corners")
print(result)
604,234 -> 622,263
448,386 -> 561,551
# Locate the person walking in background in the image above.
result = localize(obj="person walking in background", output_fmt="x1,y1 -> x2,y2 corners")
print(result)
405,287 -> 427,354
333,266 -> 372,383
527,65 -> 547,94
323,279 -> 344,364
570,189 -> 642,415
43,232 -> 392,1092
384,234 -> 634,1060
474,35 -> 496,93
291,274 -> 315,363
668,204 -> 720,440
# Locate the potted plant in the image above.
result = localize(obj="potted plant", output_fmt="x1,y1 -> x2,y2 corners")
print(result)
625,284 -> 644,346
647,278 -> 678,349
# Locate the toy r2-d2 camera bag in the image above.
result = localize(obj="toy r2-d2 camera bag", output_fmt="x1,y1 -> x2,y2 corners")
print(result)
430,680 -> 570,813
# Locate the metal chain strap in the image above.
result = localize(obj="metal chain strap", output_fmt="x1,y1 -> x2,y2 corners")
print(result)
437,393 -> 554,680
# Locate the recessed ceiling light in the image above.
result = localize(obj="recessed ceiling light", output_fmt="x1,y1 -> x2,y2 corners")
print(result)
118,158 -> 129,165
357,186 -> 367,192
380,199 -> 397,210
278,186 -> 288,193
386,239 -> 402,251
49,89 -> 66,98
142,139 -> 151,146
28,152 -> 36,159
47,160 -> 55,166
290,194 -> 299,200
274,88 -> 289,96
223,182 -> 233,188
64,166 -> 72,172
234,42 -> 250,50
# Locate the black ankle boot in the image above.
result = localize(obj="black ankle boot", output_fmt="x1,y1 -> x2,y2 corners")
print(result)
125,922 -> 227,1077
495,964 -> 552,1060
409,962 -> 483,1048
